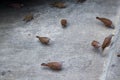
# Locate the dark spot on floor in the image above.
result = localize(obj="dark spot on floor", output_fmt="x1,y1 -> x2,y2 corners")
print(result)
1,71 -> 6,76
111,64 -> 115,67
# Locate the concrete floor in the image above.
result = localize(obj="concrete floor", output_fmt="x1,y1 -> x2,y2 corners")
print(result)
0,0 -> 120,80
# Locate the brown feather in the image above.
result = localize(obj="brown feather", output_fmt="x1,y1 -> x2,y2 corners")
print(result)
36,36 -> 50,44
41,62 -> 62,70
91,40 -> 101,48
50,2 -> 66,8
102,34 -> 114,50
61,19 -> 67,28
96,17 -> 115,29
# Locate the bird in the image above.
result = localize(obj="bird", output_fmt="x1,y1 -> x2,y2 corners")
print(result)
102,34 -> 114,51
61,19 -> 67,28
36,36 -> 50,45
50,2 -> 66,8
41,62 -> 62,70
77,0 -> 86,3
96,17 -> 115,29
23,14 -> 34,22
91,40 -> 101,48
8,3 -> 24,9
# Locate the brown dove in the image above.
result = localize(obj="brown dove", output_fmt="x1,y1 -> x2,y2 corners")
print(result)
102,34 -> 114,50
61,19 -> 67,28
8,3 -> 24,9
23,14 -> 34,22
77,0 -> 86,3
50,2 -> 66,8
91,40 -> 101,48
36,36 -> 50,44
41,62 -> 62,70
96,17 -> 115,29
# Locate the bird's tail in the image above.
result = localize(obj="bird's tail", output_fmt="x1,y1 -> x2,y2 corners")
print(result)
111,24 -> 115,29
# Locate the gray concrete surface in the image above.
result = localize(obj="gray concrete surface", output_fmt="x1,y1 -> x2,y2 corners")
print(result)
0,0 -> 120,80
104,26 -> 120,80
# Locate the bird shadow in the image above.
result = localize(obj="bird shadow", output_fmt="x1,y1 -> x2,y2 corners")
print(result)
92,48 -> 101,53
36,40 -> 52,47
41,67 -> 63,72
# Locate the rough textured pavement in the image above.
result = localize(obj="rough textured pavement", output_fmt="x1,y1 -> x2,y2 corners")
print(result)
0,0 -> 120,80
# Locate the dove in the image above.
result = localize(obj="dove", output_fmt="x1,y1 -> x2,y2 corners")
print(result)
36,36 -> 50,44
8,3 -> 24,9
50,2 -> 66,8
77,0 -> 86,3
41,62 -> 62,70
96,17 -> 115,29
61,19 -> 67,28
91,40 -> 101,48
23,14 -> 34,22
102,34 -> 114,51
